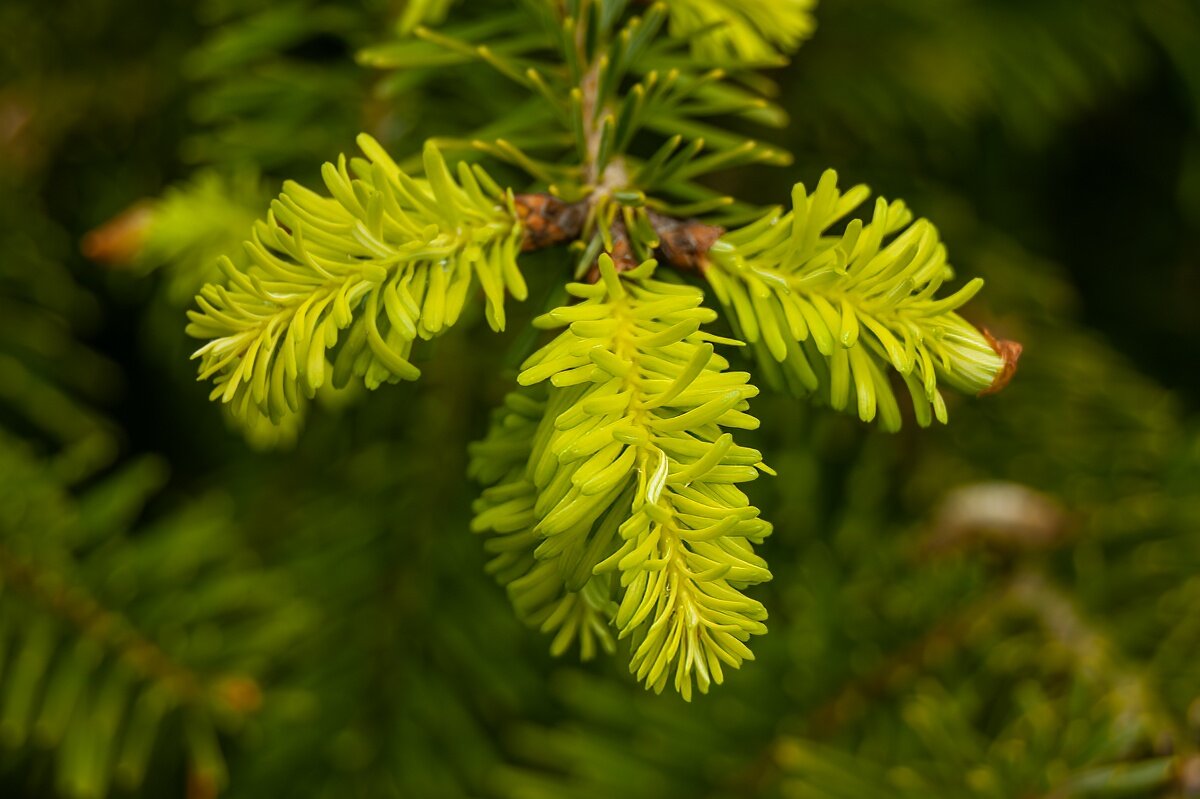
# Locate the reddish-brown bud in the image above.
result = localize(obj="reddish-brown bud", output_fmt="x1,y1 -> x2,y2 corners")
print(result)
586,219 -> 640,282
81,202 -> 156,266
979,328 -> 1023,396
514,194 -> 587,252
214,675 -> 263,714
647,211 -> 724,273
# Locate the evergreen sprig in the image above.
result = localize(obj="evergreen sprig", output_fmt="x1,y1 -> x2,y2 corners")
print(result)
473,255 -> 772,699
187,136 -> 526,431
664,0 -> 817,64
15,0 -> 1200,794
469,384 -> 621,663
0,437 -> 307,799
187,0 -> 1019,697
706,170 -> 1009,430
136,170 -> 267,305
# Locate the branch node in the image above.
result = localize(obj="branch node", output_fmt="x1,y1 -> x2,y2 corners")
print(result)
647,210 -> 724,273
515,194 -> 587,251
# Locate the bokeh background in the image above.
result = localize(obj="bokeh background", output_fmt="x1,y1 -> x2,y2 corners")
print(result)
2,0 -> 1199,797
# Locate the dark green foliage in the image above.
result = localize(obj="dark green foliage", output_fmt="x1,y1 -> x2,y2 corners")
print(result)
184,0 -> 1017,690
1,0 -> 1198,796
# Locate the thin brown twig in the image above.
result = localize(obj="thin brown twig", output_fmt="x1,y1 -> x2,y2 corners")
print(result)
0,543 -> 262,715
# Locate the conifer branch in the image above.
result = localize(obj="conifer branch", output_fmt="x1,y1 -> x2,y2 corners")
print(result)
180,0 -> 1022,700
514,194 -> 587,251
469,385 -> 619,662
703,170 -> 1020,428
187,136 -> 527,430
0,544 -> 211,706
0,443 -> 304,798
647,0 -> 817,65
783,568 -> 1193,798
473,255 -> 772,699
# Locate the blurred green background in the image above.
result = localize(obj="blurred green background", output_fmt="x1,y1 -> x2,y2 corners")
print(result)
1,0 -> 1199,797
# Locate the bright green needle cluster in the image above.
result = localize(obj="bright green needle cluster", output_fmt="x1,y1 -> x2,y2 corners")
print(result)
187,135 -> 525,430
137,170 -> 266,305
469,385 -> 621,663
178,0 -> 1017,701
471,255 -> 773,700
706,170 -> 1006,430
665,0 -> 817,64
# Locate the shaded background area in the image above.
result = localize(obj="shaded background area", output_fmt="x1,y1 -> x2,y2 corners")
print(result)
776,0 -> 1200,406
1,1 -> 1199,797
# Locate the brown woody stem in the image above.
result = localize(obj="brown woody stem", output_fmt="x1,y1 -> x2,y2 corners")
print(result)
514,193 -> 724,275
514,194 -> 587,251
646,209 -> 724,273
0,543 -> 261,717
